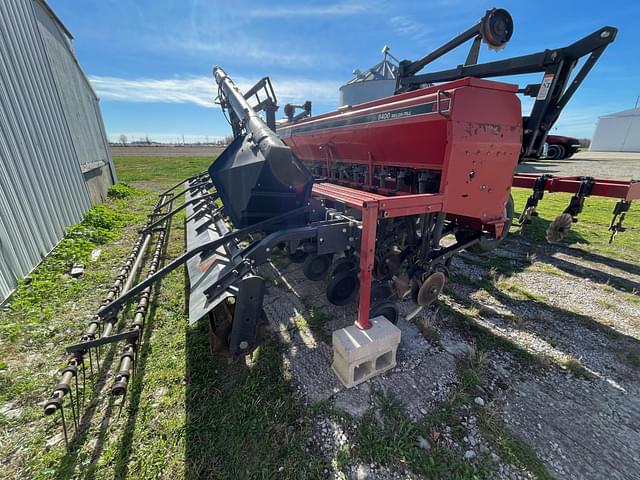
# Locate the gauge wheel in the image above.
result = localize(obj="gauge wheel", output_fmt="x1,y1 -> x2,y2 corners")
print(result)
326,270 -> 359,306
302,253 -> 333,281
330,257 -> 358,278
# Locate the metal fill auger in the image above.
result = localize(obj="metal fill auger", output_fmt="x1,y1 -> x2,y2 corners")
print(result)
43,7 -> 639,445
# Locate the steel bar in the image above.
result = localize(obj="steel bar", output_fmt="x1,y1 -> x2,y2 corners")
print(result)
96,205 -> 309,319
43,193 -> 168,417
513,174 -> 640,201
156,180 -> 212,209
112,194 -> 174,396
65,329 -> 140,353
140,192 -> 218,234
158,171 -> 208,197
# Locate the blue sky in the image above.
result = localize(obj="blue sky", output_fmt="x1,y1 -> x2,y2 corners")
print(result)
49,0 -> 640,143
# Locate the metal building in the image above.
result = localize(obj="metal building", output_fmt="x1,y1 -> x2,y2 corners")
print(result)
339,46 -> 399,107
590,107 -> 640,152
0,0 -> 116,302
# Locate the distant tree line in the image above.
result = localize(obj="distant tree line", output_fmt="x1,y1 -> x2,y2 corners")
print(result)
111,134 -> 232,147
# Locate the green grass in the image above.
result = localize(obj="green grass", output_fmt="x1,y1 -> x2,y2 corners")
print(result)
511,187 -> 640,261
561,357 -> 596,380
478,412 -> 552,480
114,156 -> 212,183
351,389 -> 493,479
0,156 -> 325,480
494,278 -> 545,302
346,351 -> 551,480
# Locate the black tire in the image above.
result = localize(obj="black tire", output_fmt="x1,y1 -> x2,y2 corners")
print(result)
326,271 -> 359,306
456,194 -> 514,255
302,254 -> 333,281
546,144 -> 562,160
370,301 -> 399,324
330,257 -> 358,278
560,143 -> 574,159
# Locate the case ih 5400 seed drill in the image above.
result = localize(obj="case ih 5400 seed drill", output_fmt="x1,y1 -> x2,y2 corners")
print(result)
44,8 -> 638,447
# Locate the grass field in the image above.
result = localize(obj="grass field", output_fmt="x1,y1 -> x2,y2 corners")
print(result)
0,155 -> 637,479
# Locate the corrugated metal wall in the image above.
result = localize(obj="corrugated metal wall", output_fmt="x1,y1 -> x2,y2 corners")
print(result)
0,0 -> 96,301
34,1 -> 116,180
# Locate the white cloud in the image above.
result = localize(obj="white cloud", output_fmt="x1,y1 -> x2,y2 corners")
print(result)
172,37 -> 318,68
90,74 -> 341,108
389,15 -> 429,41
247,1 -> 371,18
90,75 -> 218,107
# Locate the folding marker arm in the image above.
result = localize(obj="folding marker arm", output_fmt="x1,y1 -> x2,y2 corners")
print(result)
513,174 -> 639,243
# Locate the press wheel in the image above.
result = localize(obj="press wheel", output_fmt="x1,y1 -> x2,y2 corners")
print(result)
330,257 -> 358,278
303,253 -> 333,281
326,270 -> 359,306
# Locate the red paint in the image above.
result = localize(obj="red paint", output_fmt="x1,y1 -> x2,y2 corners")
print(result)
294,78 -> 637,330
513,174 -> 640,201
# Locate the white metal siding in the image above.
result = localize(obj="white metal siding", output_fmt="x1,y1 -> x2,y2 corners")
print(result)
590,115 -> 640,152
0,0 -> 93,301
34,2 -> 114,176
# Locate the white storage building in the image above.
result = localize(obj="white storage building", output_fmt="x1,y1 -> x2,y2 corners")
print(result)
590,107 -> 640,152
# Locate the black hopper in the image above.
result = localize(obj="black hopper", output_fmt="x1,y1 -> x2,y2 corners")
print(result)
209,134 -> 312,229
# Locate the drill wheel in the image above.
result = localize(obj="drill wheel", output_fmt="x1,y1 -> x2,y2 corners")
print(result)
302,254 -> 333,281
326,270 -> 359,306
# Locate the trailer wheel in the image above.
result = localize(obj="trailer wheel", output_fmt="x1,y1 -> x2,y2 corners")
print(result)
303,254 -> 333,281
456,194 -> 514,254
326,271 -> 359,306
370,300 -> 399,324
546,144 -> 565,160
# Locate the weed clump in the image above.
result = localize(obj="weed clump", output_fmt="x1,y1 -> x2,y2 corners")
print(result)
1,204 -> 130,341
82,204 -> 124,230
107,182 -> 137,199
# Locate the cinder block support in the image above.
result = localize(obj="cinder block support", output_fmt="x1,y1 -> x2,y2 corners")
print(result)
332,316 -> 401,388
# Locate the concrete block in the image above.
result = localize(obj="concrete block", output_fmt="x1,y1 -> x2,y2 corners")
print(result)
332,316 -> 401,388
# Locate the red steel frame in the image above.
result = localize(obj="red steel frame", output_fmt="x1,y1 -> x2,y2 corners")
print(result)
512,174 -> 640,201
312,183 -> 445,330
313,174 -> 639,331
